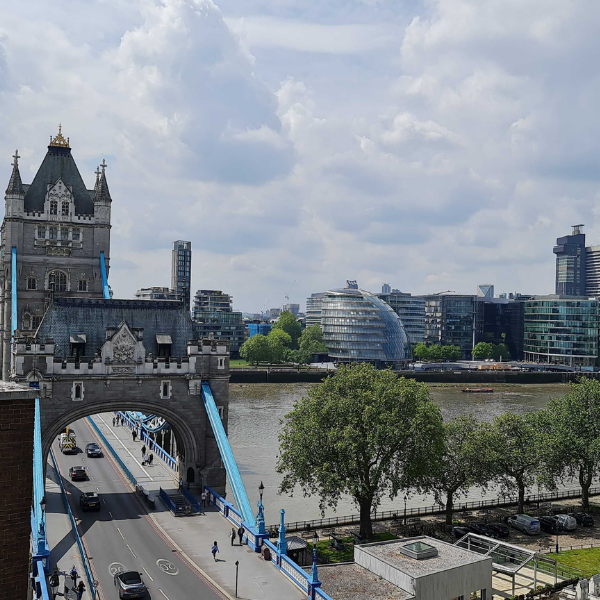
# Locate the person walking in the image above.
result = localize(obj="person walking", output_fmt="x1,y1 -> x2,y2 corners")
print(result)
76,580 -> 86,600
132,429 -> 137,442
201,491 -> 207,507
141,444 -> 146,459
230,527 -> 236,546
148,453 -> 153,465
238,526 -> 245,545
112,416 -> 116,427
179,478 -> 183,492
69,566 -> 78,588
211,541 -> 219,561
49,569 -> 60,599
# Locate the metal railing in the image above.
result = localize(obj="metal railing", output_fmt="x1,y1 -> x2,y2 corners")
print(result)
32,558 -> 50,600
49,449 -> 97,598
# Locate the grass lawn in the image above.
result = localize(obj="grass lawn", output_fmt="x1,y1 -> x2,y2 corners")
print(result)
546,547 -> 600,578
316,532 -> 397,564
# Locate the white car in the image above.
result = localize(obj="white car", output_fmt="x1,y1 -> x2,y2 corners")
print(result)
556,514 -> 577,531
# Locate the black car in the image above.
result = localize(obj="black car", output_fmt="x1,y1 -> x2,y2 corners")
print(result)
468,522 -> 494,537
487,522 -> 510,539
114,571 -> 147,599
451,526 -> 471,539
539,516 -> 560,534
80,492 -> 101,511
575,513 -> 594,527
69,466 -> 87,481
85,443 -> 103,458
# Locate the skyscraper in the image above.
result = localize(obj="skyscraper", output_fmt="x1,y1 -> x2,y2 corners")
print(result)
171,240 -> 191,311
553,225 -> 586,296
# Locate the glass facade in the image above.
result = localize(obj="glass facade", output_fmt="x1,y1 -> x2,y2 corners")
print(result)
171,240 -> 191,311
321,288 -> 411,366
523,296 -> 599,366
305,293 -> 324,326
377,292 -> 425,344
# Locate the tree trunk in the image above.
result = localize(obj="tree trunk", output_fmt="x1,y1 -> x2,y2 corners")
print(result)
445,490 -> 454,526
518,483 -> 525,514
580,466 -> 592,512
359,499 -> 373,541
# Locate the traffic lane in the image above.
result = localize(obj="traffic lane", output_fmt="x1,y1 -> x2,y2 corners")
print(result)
56,419 -> 224,600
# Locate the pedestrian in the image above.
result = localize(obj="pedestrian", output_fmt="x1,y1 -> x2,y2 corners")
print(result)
141,444 -> 146,459
148,453 -> 153,465
238,526 -> 245,545
211,541 -> 219,561
132,429 -> 137,442
178,477 -> 183,492
201,490 -> 207,507
69,565 -> 78,587
230,527 -> 236,546
112,416 -> 116,427
49,569 -> 60,599
76,580 -> 86,600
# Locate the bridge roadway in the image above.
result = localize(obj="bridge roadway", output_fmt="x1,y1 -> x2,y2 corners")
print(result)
51,418 -> 225,600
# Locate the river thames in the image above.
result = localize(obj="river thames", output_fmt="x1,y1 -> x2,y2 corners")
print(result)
226,382 -> 568,526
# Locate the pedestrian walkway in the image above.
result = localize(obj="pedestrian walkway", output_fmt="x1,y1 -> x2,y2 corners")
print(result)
90,413 -> 304,600
46,457 -> 89,599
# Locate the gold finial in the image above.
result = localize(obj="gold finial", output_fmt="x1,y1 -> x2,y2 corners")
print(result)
49,123 -> 70,148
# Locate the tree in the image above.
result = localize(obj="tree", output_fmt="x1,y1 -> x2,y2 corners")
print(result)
277,364 -> 444,539
425,416 -> 493,525
297,325 -> 328,364
239,334 -> 271,365
272,311 -> 302,349
412,343 -> 429,361
491,343 -> 511,361
427,344 -> 443,361
488,412 -> 540,513
472,342 -> 493,360
267,329 -> 292,363
441,345 -> 462,361
544,379 -> 600,511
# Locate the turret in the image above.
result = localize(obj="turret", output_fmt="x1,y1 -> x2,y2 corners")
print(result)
5,150 -> 25,218
94,159 -> 112,225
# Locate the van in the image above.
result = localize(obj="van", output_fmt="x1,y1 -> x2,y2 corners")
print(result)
507,514 -> 540,535
556,514 -> 577,531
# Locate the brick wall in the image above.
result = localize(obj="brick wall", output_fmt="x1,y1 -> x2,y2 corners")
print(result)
0,396 -> 35,599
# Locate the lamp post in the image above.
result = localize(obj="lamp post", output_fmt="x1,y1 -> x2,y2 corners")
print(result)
39,496 -> 46,536
234,560 -> 239,598
256,481 -> 266,535
404,494 -> 407,526
555,532 -> 559,555
308,532 -> 321,600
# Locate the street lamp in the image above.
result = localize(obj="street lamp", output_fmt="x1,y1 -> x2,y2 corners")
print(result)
309,532 -> 321,599
234,560 -> 239,598
404,494 -> 408,526
555,532 -> 559,555
256,482 -> 266,535
259,481 -> 264,504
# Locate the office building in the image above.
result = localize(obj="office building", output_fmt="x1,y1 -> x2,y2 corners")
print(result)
586,246 -> 600,297
247,322 -> 272,338
553,225 -> 586,296
268,307 -> 281,319
474,296 -> 525,360
320,285 -> 411,367
377,290 -> 426,344
134,287 -> 181,301
477,284 -> 494,298
306,293 -> 324,327
172,240 -> 191,311
282,303 -> 300,316
523,296 -> 599,367
192,289 -> 245,358
381,283 -> 392,294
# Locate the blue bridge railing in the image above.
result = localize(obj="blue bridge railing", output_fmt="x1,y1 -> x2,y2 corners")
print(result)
100,251 -> 110,299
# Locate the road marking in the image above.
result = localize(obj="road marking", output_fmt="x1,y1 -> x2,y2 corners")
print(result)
126,544 -> 137,558
141,566 -> 154,582
159,589 -> 170,600
97,415 -> 154,480
109,563 -> 125,576
116,527 -> 125,540
96,487 -> 100,492
156,559 -> 178,576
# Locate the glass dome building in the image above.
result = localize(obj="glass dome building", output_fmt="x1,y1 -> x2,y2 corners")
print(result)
321,288 -> 412,366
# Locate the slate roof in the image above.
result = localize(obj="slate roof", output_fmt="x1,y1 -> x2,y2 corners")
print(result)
37,298 -> 198,358
5,163 -> 23,195
23,145 -> 95,214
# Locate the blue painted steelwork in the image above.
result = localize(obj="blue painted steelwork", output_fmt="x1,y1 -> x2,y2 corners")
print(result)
201,381 -> 254,525
99,251 -> 110,299
32,397 -> 49,562
125,410 -> 170,433
32,558 -> 51,600
11,246 -> 17,372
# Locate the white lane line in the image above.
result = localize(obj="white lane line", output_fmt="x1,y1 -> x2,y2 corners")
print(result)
116,527 -> 125,540
126,544 -> 137,558
96,415 -> 154,481
108,510 -> 112,517
96,487 -> 100,492
141,566 -> 154,582
159,590 -> 170,600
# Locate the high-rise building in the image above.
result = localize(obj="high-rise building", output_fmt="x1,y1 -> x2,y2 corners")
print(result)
381,283 -> 392,294
554,225 -> 586,296
134,287 -> 181,301
192,290 -> 245,358
377,291 -> 426,345
306,293 -> 324,327
477,284 -> 494,298
586,246 -> 600,297
282,303 -> 300,316
172,240 -> 191,311
474,296 -> 525,360
268,308 -> 281,319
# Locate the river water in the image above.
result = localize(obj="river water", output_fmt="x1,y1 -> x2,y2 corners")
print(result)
226,382 -> 568,526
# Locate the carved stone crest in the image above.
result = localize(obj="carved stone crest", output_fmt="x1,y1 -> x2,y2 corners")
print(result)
112,327 -> 136,363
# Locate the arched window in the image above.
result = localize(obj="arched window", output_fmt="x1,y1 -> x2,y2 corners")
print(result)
48,271 -> 67,292
74,384 -> 82,399
48,227 -> 57,240
163,382 -> 169,397
78,279 -> 88,292
61,202 -> 69,216
50,201 -> 57,215
37,226 -> 46,238
22,313 -> 31,330
27,277 -> 36,290
60,228 -> 69,241
72,228 -> 81,241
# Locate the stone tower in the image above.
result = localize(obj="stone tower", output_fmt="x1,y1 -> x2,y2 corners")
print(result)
1,126 -> 112,378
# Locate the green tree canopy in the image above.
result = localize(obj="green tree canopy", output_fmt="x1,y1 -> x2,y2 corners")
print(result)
412,343 -> 429,361
472,342 -> 493,360
239,334 -> 271,365
427,345 -> 443,360
277,364 -> 444,539
272,311 -> 302,349
441,345 -> 462,361
491,343 -> 511,361
297,325 -> 328,364
267,328 -> 292,363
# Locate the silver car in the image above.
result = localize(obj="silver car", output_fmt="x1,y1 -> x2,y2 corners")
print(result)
113,571 -> 147,599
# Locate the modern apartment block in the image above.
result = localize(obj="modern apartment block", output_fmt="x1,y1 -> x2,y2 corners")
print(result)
172,240 -> 191,311
282,303 -> 300,316
134,286 -> 181,301
306,293 -> 325,327
377,290 -> 426,344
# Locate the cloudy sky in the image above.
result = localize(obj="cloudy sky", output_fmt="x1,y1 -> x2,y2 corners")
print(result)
2,0 -> 600,313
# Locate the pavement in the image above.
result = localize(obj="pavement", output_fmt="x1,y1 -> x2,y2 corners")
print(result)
87,413 -> 304,600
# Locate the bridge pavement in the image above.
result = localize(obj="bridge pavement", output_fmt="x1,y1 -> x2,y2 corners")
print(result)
89,413 -> 304,600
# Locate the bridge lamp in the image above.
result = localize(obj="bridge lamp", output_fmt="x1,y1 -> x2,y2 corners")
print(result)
312,531 -> 319,550
40,496 -> 46,518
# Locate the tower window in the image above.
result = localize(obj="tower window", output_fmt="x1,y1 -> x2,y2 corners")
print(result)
72,228 -> 80,241
37,226 -> 46,238
48,271 -> 67,292
50,201 -> 57,215
78,279 -> 88,292
61,202 -> 69,216
22,313 -> 31,330
60,228 -> 69,241
32,316 -> 42,329
49,227 -> 57,240
27,277 -> 37,290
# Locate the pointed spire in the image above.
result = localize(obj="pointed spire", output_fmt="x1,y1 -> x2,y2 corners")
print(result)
94,158 -> 112,203
6,149 -> 24,196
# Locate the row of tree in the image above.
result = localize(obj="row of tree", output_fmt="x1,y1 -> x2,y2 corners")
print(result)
412,343 -> 462,361
277,365 -> 600,539
240,312 -> 327,365
472,341 -> 512,361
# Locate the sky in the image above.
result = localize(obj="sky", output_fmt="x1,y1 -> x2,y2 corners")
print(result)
2,0 -> 600,313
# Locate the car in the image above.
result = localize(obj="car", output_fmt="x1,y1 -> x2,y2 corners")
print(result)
556,514 -> 577,531
114,570 -> 147,599
575,513 -> 594,527
487,523 -> 510,539
507,514 -> 540,535
80,492 -> 101,511
85,443 -> 103,458
451,526 -> 471,539
69,466 -> 87,481
539,516 -> 560,534
468,522 -> 495,537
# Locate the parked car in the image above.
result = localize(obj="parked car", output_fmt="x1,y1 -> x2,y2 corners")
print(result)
451,526 -> 471,540
556,514 -> 577,531
468,522 -> 495,537
114,570 -> 147,599
487,523 -> 510,539
80,492 -> 101,511
85,443 -> 103,458
507,514 -> 540,535
575,513 -> 594,527
68,466 -> 87,481
539,516 -> 560,534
